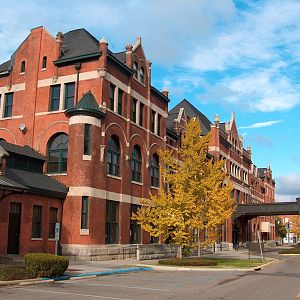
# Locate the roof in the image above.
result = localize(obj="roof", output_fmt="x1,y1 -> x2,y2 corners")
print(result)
150,86 -> 170,103
0,60 -> 12,75
112,51 -> 126,64
0,175 -> 27,192
219,122 -> 226,133
0,140 -> 45,160
167,99 -> 212,135
54,29 -> 101,64
65,91 -> 105,119
258,168 -> 267,178
5,168 -> 68,199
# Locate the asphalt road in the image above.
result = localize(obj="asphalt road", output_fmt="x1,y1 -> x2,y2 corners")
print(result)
0,256 -> 299,300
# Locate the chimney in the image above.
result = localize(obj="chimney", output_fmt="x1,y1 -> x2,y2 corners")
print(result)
56,31 -> 64,59
214,114 -> 220,125
162,88 -> 169,98
125,44 -> 133,68
99,37 -> 108,69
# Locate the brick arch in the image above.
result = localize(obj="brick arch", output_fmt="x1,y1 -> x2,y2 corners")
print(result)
0,128 -> 17,144
36,121 -> 69,155
105,123 -> 128,150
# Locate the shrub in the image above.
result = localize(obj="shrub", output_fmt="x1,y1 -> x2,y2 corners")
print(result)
158,258 -> 217,266
0,266 -> 34,281
182,247 -> 191,257
24,253 -> 69,278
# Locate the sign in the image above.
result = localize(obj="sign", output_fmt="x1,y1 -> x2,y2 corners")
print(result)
55,223 -> 60,241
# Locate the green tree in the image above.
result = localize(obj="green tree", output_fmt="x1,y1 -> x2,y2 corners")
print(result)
275,217 -> 287,242
132,118 -> 235,258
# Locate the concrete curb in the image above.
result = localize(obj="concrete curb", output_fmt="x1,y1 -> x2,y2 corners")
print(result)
0,267 -> 153,288
279,253 -> 300,256
135,259 -> 278,272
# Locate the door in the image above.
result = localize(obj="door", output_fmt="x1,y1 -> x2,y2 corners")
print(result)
7,202 -> 22,254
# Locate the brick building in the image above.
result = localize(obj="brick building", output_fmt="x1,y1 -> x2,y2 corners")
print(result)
0,26 -> 275,256
166,100 -> 276,246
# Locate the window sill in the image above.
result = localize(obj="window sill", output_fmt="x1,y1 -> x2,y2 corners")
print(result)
133,77 -> 146,87
31,238 -> 42,241
151,186 -> 160,190
47,173 -> 67,176
20,72 -> 25,75
80,229 -> 89,235
48,238 -> 56,241
83,155 -> 92,161
107,174 -> 122,180
41,68 -> 46,72
131,181 -> 143,186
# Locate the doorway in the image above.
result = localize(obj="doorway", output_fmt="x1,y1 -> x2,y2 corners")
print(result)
7,202 -> 22,254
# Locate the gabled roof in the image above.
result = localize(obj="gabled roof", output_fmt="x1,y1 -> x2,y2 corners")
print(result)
65,91 -> 105,119
167,99 -> 212,135
0,140 -> 45,160
0,175 -> 28,192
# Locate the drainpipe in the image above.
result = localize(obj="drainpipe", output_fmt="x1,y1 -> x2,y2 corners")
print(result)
74,62 -> 81,104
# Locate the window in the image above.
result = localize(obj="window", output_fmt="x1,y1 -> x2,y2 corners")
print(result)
48,207 -> 58,238
47,133 -> 68,173
20,61 -> 25,73
139,103 -> 144,127
133,62 -> 138,79
132,98 -> 137,123
84,124 -> 91,155
130,204 -> 141,244
64,82 -> 75,109
81,196 -> 89,230
42,56 -> 47,69
131,145 -> 142,182
3,93 -> 13,118
109,84 -> 115,111
107,136 -> 120,176
140,67 -> 144,84
117,89 -> 123,115
157,114 -> 161,136
150,110 -> 155,133
105,200 -> 119,244
151,154 -> 159,187
32,205 -> 42,238
50,85 -> 61,111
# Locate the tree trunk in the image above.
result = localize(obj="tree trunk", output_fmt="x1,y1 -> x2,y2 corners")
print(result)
197,228 -> 201,258
177,245 -> 182,259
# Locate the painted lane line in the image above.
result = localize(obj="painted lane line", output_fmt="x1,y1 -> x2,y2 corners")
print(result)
64,281 -> 171,292
14,287 -> 132,300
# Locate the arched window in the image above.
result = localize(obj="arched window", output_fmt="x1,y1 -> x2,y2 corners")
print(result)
47,133 -> 68,174
151,154 -> 159,187
107,136 -> 120,176
20,61 -> 25,73
131,145 -> 142,182
42,56 -> 47,69
140,67 -> 145,84
133,62 -> 138,79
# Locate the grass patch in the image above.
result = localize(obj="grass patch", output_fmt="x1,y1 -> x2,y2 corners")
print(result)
279,243 -> 300,254
0,265 -> 35,281
158,257 -> 264,268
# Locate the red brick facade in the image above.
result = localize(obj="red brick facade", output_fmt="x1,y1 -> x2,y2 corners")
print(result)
0,26 -> 276,255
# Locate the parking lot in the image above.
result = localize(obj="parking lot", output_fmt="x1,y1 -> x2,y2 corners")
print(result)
0,269 -> 243,300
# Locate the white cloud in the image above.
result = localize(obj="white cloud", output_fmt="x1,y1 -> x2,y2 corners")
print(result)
239,120 -> 282,129
276,173 -> 300,202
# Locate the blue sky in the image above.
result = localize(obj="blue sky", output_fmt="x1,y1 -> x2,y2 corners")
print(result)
0,0 -> 299,201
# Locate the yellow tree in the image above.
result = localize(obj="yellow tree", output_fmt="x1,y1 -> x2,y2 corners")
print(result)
290,216 -> 300,241
132,118 -> 235,258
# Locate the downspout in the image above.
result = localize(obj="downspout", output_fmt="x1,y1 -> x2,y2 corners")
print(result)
74,62 -> 81,104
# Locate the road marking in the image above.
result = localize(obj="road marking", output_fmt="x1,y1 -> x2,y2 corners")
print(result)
14,287 -> 132,300
64,281 -> 171,292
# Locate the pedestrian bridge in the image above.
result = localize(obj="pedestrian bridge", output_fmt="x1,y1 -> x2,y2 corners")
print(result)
233,197 -> 300,219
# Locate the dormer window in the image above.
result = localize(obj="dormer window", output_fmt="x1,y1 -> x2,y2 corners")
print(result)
42,56 -> 47,69
133,62 -> 138,79
140,67 -> 145,84
20,61 -> 25,73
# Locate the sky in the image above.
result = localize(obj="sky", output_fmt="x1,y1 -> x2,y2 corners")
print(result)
0,0 -> 299,202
